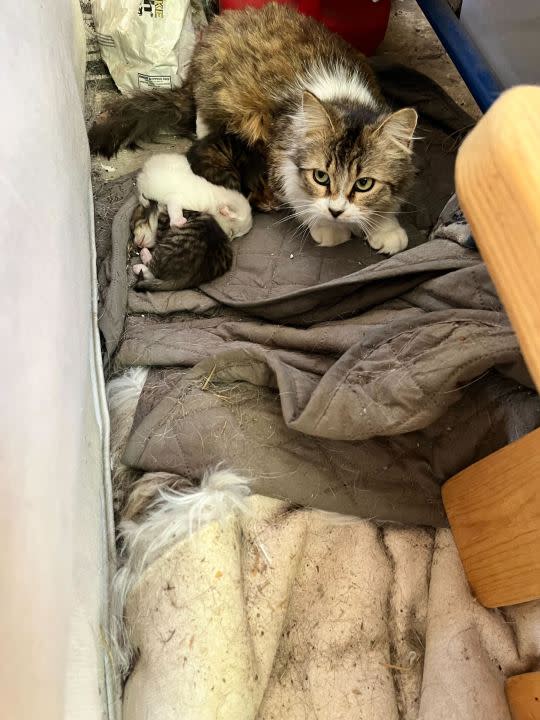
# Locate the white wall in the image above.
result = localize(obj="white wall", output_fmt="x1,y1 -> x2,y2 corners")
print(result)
461,0 -> 540,87
0,2 -> 114,720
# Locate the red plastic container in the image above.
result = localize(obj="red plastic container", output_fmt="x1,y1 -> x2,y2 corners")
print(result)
218,0 -> 391,56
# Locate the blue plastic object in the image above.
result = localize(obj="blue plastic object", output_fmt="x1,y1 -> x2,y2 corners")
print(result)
416,0 -> 504,112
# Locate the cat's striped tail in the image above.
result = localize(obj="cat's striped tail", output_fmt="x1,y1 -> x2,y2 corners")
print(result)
88,78 -> 196,158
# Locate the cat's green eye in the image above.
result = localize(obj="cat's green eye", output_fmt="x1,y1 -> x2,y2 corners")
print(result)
354,177 -> 375,192
313,169 -> 330,186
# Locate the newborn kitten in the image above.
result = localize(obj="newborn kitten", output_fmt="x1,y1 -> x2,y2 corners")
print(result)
136,152 -> 253,240
132,208 -> 232,292
130,200 -> 169,250
186,132 -> 279,212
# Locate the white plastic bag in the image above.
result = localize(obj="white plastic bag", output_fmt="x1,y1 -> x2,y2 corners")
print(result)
92,0 -> 201,93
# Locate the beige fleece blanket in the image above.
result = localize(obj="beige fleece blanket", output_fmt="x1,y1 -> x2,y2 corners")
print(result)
117,474 -> 540,720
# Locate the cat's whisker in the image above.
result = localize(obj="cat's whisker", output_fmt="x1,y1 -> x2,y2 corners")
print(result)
356,215 -> 380,234
271,208 -> 314,228
291,223 -> 308,241
367,209 -> 416,217
363,214 -> 392,229
394,196 -> 421,211
292,217 -> 317,242
274,206 -> 314,219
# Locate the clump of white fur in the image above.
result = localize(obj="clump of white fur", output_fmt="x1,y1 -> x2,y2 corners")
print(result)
111,467 -> 252,676
106,367 -> 149,475
136,153 -> 253,244
302,61 -> 378,109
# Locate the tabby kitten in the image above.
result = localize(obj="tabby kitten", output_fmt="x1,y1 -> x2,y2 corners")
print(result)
130,199 -> 169,250
187,132 -> 278,211
131,206 -> 232,292
90,3 -> 417,254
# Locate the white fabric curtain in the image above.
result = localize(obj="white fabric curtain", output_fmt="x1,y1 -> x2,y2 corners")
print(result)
0,2 -> 114,719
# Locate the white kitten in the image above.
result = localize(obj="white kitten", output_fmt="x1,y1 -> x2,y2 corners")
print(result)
136,153 -> 252,246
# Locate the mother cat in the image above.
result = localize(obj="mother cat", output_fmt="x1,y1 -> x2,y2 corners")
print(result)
90,2 -> 417,253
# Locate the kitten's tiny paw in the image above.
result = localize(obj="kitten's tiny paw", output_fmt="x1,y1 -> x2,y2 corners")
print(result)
132,263 -> 146,276
310,223 -> 351,247
133,263 -> 154,281
140,247 -> 152,265
368,224 -> 408,255
170,215 -> 187,227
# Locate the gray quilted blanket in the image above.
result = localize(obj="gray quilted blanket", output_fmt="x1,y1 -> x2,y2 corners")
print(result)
96,73 -> 540,527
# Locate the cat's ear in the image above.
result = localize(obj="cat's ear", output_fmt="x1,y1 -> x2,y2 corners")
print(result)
373,108 -> 418,156
301,90 -> 334,133
219,205 -> 237,219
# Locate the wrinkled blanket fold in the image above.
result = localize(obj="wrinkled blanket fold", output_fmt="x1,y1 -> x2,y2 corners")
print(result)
99,193 -> 540,526
95,73 -> 540,527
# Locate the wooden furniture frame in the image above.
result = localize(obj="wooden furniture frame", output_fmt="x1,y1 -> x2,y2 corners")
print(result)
443,85 -> 540,720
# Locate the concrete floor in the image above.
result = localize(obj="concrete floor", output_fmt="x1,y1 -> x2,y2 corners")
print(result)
379,0 -> 480,118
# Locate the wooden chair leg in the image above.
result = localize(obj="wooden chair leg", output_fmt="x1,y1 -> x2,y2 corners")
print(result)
506,672 -> 540,720
446,86 -> 540,609
442,427 -> 540,608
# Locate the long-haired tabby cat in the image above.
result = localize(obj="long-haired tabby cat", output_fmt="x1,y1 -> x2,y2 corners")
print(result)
90,3 -> 417,254
131,204 -> 232,292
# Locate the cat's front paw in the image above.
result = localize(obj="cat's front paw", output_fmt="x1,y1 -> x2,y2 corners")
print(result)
367,221 -> 408,255
310,223 -> 351,247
